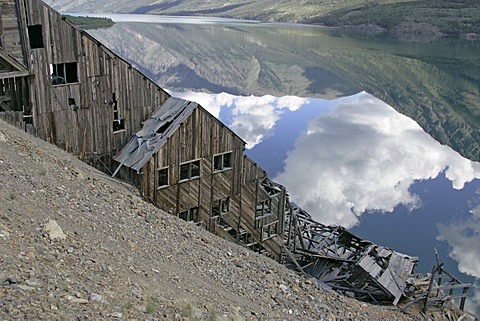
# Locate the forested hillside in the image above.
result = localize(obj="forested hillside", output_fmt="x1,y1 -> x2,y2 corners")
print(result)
46,0 -> 480,37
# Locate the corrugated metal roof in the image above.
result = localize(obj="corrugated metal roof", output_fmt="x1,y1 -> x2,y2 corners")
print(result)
114,97 -> 198,172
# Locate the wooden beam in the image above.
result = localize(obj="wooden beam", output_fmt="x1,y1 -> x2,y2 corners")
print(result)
0,70 -> 29,79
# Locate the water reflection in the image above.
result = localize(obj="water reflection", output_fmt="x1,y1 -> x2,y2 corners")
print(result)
172,90 -> 480,314
87,16 -> 480,162
437,204 -> 480,314
175,91 -> 308,148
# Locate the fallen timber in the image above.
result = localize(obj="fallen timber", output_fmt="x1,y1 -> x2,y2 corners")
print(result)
283,206 -> 474,318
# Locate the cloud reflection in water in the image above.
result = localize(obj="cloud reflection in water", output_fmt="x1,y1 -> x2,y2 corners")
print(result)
172,91 -> 307,148
275,92 -> 480,227
437,202 -> 480,314
174,90 -> 480,227
173,90 -> 480,313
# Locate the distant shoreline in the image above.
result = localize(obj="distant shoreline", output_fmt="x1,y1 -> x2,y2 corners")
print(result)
67,11 -> 479,41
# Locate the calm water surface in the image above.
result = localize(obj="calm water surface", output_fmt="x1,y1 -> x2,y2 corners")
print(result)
85,14 -> 480,314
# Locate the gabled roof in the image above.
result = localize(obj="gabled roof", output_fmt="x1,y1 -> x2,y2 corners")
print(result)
0,49 -> 29,79
113,97 -> 197,173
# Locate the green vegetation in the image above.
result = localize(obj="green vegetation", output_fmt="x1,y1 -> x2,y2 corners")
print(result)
208,308 -> 217,321
181,303 -> 192,317
145,294 -> 157,314
63,15 -> 115,30
48,0 -> 479,37
313,0 -> 480,36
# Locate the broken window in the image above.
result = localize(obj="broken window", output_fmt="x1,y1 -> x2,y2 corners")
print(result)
213,152 -> 232,172
111,93 -> 125,133
178,207 -> 199,223
256,199 -> 272,218
157,167 -> 168,188
211,197 -> 230,217
28,25 -> 44,49
50,62 -> 78,85
68,98 -> 77,110
180,160 -> 200,181
262,222 -> 278,239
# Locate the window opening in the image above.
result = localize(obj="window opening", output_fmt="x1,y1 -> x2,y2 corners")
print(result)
213,152 -> 232,172
262,222 -> 278,239
111,93 -> 125,132
68,97 -> 78,110
157,167 -> 169,188
178,207 -> 199,223
180,160 -> 200,181
211,197 -> 230,217
256,199 -> 271,218
28,25 -> 44,49
50,62 -> 78,85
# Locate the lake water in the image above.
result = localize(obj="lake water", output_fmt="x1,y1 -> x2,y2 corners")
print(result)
85,14 -> 480,315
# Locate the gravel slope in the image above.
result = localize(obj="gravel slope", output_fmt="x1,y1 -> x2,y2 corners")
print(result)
0,118 -> 416,320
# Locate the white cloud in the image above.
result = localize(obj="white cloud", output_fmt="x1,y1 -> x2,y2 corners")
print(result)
465,282 -> 480,318
275,92 -> 480,228
437,215 -> 480,316
171,91 -> 309,148
437,219 -> 480,277
171,91 -> 234,118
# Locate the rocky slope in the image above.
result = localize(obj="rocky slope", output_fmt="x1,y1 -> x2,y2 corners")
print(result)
0,121 -> 420,320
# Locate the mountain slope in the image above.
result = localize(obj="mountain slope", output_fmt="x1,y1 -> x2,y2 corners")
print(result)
46,0 -> 480,37
0,119 -> 416,320
87,22 -> 480,162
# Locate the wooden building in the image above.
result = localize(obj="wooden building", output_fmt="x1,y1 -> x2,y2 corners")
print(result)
1,0 -> 169,172
0,0 -> 286,261
113,96 -> 286,261
1,1 -> 473,311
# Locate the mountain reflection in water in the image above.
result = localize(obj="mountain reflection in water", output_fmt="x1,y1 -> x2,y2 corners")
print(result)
173,90 -> 480,315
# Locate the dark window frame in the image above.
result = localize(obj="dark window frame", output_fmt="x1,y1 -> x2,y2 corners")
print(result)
211,197 -> 230,217
157,167 -> 169,189
180,160 -> 200,181
50,62 -> 78,85
213,152 -> 233,172
178,207 -> 199,223
27,24 -> 44,49
111,93 -> 125,133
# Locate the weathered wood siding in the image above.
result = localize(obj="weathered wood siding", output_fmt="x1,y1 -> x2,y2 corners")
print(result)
10,0 -> 169,172
1,0 -> 286,261
141,107 -> 285,260
0,0 -> 26,63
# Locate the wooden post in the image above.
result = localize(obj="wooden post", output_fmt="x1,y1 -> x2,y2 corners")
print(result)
459,287 -> 468,311
423,264 -> 438,314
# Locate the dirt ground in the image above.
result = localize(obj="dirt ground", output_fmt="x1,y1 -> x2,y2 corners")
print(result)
0,118 -> 425,320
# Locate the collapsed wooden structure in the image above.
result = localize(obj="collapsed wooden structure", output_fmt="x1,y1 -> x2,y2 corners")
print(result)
284,206 -> 418,305
0,0 -> 474,316
283,207 -> 473,317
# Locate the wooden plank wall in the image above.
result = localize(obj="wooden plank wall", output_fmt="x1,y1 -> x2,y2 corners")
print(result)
145,106 -> 285,260
0,76 -> 29,111
0,0 -> 25,63
13,0 -> 169,172
2,0 -> 286,260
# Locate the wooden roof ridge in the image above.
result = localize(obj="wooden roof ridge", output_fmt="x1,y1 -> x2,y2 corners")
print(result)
113,97 -> 197,174
0,49 -> 29,79
196,105 -> 247,146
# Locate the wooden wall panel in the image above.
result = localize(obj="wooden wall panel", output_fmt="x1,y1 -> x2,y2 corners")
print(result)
1,0 -> 26,65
